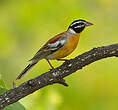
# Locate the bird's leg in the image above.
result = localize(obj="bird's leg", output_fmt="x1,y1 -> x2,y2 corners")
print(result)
46,59 -> 68,87
57,59 -> 69,61
13,81 -> 16,88
46,59 -> 57,72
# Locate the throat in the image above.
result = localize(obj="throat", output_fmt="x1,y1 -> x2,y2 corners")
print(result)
68,28 -> 76,34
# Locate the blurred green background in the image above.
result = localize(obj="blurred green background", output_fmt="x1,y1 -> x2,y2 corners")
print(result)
0,0 -> 118,110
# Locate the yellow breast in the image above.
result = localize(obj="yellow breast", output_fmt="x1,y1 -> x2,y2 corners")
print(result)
52,33 -> 80,59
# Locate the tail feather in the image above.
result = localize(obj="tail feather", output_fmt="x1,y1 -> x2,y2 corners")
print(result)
16,63 -> 37,80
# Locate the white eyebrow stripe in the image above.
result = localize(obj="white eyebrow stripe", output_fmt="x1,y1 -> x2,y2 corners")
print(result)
70,21 -> 81,26
71,21 -> 86,26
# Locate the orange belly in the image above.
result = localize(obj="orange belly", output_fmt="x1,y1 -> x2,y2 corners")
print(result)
51,33 -> 80,59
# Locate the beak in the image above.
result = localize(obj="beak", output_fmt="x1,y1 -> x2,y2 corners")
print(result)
85,21 -> 93,26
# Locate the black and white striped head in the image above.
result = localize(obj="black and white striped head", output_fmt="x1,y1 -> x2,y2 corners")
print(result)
68,19 -> 93,33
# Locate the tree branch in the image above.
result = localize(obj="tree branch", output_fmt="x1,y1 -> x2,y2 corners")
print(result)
0,43 -> 118,109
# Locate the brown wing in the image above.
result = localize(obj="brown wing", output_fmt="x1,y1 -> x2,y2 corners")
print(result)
30,32 -> 66,61
45,32 -> 65,44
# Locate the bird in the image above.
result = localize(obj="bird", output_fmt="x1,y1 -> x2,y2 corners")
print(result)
16,19 -> 93,80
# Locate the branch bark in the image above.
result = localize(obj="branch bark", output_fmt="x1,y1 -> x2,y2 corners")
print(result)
0,43 -> 118,109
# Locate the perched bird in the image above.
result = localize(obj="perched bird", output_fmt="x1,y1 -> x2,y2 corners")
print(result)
16,19 -> 93,80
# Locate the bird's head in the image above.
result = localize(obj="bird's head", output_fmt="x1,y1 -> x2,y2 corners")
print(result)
68,19 -> 93,33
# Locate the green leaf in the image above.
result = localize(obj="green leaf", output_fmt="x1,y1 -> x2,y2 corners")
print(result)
0,74 -> 5,88
3,102 -> 26,110
0,87 -> 26,110
0,86 -> 7,94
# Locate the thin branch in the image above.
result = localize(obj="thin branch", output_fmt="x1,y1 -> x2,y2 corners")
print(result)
0,43 -> 118,109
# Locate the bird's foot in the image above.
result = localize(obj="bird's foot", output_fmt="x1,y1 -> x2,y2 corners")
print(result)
57,59 -> 69,61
